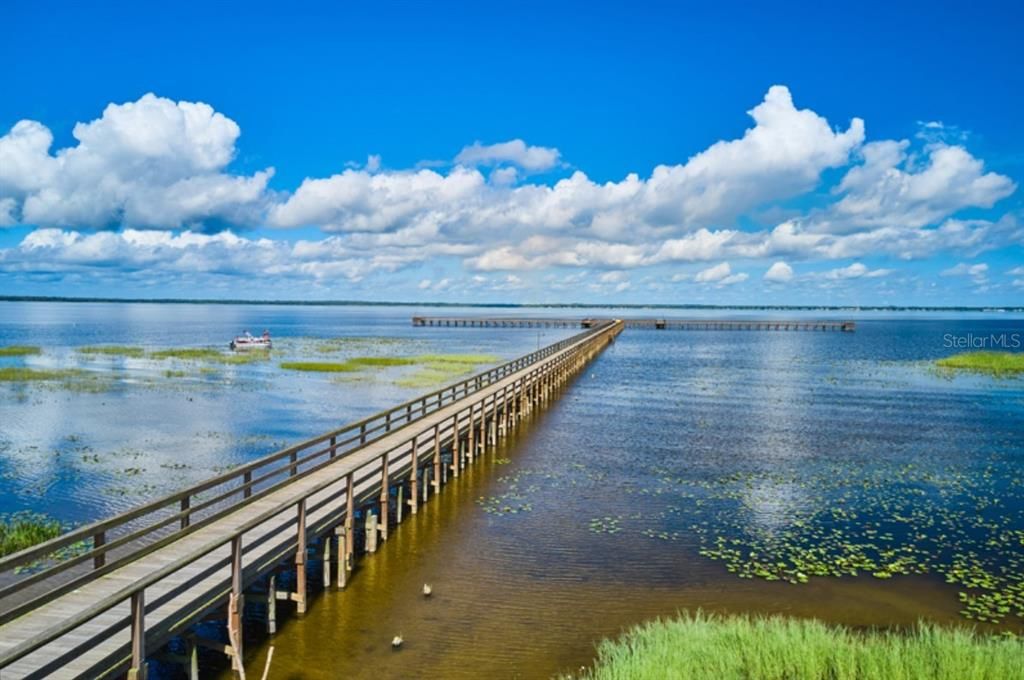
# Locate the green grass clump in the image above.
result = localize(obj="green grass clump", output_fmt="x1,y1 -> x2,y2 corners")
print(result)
0,512 -> 62,557
0,345 -> 41,357
347,356 -> 418,367
572,611 -> 1024,680
395,354 -> 500,388
280,361 -> 364,373
149,348 -> 269,364
282,353 -> 498,382
936,351 -> 1024,376
0,367 -> 81,382
78,345 -> 146,358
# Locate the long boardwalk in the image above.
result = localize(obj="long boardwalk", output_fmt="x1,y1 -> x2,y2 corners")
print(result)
412,316 -> 855,331
0,320 -> 622,679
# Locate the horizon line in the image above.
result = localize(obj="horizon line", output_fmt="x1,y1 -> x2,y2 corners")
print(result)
1,295 -> 1022,313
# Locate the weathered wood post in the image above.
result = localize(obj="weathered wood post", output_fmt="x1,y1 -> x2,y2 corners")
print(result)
267,573 -> 277,634
365,511 -> 379,553
322,535 -> 332,589
409,438 -> 419,515
180,497 -> 190,530
93,530 -> 106,570
296,500 -> 307,615
229,534 -> 244,672
468,403 -> 476,464
127,589 -> 146,680
432,424 -> 442,493
452,413 -> 461,478
344,472 -> 355,574
380,453 -> 390,541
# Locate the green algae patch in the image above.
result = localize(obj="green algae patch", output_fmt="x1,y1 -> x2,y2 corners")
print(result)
281,361 -> 364,373
78,345 -> 146,358
0,345 -> 41,357
280,355 -> 418,373
149,348 -> 270,364
395,353 -> 501,388
348,356 -> 417,367
937,351 -> 1024,376
0,367 -> 83,382
571,611 -> 1024,680
0,511 -> 62,557
281,354 -> 494,378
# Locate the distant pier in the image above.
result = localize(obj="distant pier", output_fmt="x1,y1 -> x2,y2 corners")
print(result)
412,316 -> 856,332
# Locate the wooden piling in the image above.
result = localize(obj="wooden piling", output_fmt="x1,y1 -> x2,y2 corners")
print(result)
295,501 -> 307,615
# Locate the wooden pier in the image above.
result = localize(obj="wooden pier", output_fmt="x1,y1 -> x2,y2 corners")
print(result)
412,316 -> 855,332
0,320 -> 623,679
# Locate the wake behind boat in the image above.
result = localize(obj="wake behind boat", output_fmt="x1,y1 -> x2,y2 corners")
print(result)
230,330 -> 272,351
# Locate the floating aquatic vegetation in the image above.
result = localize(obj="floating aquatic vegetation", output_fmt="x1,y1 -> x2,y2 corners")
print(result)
0,345 -> 41,357
281,353 -> 500,387
589,516 -> 623,535
150,347 -> 271,364
280,361 -> 365,373
393,354 -> 501,388
476,453 -> 1024,625
78,345 -> 146,358
936,351 -> 1024,377
0,367 -> 83,382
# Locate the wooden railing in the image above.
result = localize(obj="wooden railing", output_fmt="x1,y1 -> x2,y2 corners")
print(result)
0,319 -> 621,669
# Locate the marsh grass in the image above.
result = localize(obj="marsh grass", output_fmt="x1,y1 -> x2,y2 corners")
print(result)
0,345 -> 41,357
281,353 -> 500,386
149,348 -> 270,364
936,352 -> 1024,377
78,345 -> 146,358
0,367 -> 83,382
571,611 -> 1024,680
0,511 -> 61,557
280,361 -> 364,372
395,354 -> 501,388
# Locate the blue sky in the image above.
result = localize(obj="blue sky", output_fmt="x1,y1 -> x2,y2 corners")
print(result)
1,0 -> 1022,305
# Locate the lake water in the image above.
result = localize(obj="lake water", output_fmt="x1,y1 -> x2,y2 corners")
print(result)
1,303 -> 1023,678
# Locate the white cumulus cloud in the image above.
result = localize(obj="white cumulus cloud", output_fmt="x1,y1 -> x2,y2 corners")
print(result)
763,261 -> 794,282
0,94 -> 273,230
454,139 -> 561,171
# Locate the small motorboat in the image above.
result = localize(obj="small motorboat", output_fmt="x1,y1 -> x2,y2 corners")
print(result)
230,330 -> 272,351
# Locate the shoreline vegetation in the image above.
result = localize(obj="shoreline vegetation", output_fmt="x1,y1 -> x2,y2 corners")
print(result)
0,512 -> 62,558
936,351 -> 1024,376
571,611 -> 1024,680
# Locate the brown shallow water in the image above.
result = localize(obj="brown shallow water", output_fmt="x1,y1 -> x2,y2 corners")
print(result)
233,418 -> 979,680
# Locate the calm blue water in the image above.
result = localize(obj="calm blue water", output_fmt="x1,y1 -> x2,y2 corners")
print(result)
0,302 -> 575,521
3,303 -> 1024,677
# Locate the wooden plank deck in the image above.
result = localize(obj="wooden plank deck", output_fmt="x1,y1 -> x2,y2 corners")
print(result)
0,320 -> 622,679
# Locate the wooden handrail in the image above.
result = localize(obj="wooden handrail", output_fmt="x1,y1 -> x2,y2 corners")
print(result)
0,321 -> 616,588
0,319 -> 622,670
